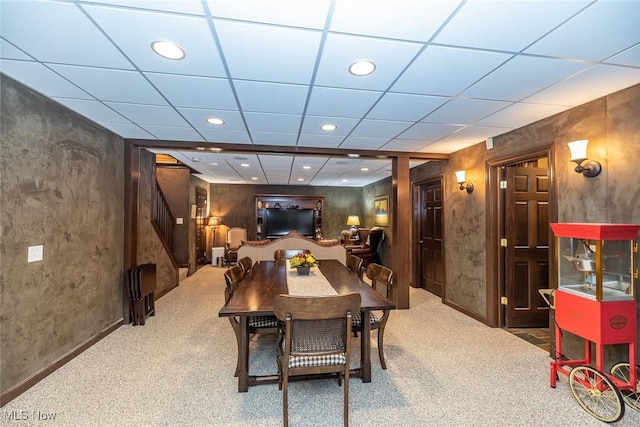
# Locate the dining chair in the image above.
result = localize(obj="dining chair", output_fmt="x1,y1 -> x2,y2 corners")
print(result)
273,293 -> 361,427
223,265 -> 279,376
346,254 -> 363,279
273,249 -> 305,261
351,263 -> 393,370
238,256 -> 253,275
225,227 -> 247,266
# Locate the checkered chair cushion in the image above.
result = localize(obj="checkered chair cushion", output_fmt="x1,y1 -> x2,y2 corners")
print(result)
351,311 -> 380,327
248,315 -> 280,328
288,353 -> 347,368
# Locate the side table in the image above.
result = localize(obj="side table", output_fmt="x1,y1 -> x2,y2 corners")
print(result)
211,247 -> 225,267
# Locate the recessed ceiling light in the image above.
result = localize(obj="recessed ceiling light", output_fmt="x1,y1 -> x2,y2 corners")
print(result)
321,124 -> 337,131
241,163 -> 250,167
348,153 -> 360,158
341,179 -> 349,183
191,157 -> 201,162
349,60 -> 375,76
206,117 -> 225,125
297,178 -> 305,181
336,161 -> 348,165
361,167 -> 369,171
303,165 -> 311,169
209,162 -> 218,166
251,177 -> 258,180
151,40 -> 185,60
234,156 -> 248,160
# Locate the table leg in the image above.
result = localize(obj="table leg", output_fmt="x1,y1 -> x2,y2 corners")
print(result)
238,316 -> 249,392
361,309 -> 372,382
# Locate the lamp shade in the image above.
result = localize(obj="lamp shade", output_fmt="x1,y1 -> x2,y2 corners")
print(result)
455,170 -> 466,184
346,215 -> 360,227
208,216 -> 221,227
568,139 -> 589,162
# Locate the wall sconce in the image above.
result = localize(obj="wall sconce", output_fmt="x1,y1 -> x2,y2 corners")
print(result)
455,170 -> 474,193
567,139 -> 602,178
208,216 -> 221,246
346,215 -> 360,234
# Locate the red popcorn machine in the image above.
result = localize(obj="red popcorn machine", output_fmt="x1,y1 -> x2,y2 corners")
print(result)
544,223 -> 640,423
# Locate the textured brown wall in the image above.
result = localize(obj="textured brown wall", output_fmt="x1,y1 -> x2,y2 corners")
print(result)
0,74 -> 124,393
411,84 -> 640,322
208,184 -> 363,243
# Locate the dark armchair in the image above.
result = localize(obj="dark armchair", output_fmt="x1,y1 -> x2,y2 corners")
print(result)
349,227 -> 384,268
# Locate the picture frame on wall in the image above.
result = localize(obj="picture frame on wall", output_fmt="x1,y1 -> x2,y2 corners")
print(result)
374,195 -> 389,226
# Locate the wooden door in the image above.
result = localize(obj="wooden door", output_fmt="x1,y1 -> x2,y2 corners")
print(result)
504,166 -> 549,327
418,179 -> 444,297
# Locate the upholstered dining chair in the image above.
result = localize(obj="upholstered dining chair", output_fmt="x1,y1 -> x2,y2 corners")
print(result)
273,293 -> 361,427
351,263 -> 393,370
346,255 -> 363,279
238,256 -> 253,275
273,249 -> 306,261
223,265 -> 279,376
225,227 -> 247,266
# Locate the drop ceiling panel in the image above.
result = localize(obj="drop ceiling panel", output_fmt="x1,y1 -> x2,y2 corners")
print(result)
475,103 -> 569,129
433,0 -> 591,52
391,46 -> 512,97
524,64 -> 640,107
0,39 -> 31,60
314,33 -> 423,91
140,125 -> 204,142
350,119 -> 413,138
524,1 -> 640,61
339,136 -> 388,150
214,20 -> 321,84
234,81 -> 309,114
177,107 -> 246,131
380,139 -> 433,152
207,0 -> 330,29
366,93 -> 447,121
462,56 -> 591,101
146,74 -> 237,110
605,44 -> 640,68
306,87 -> 382,118
250,132 -> 298,146
300,116 -> 360,136
0,60 -> 93,99
83,5 -> 226,77
88,0 -> 206,15
1,1 -> 133,68
101,122 -> 155,139
243,112 -> 301,134
52,98 -> 131,124
49,65 -> 167,105
197,129 -> 251,144
398,122 -> 464,141
105,102 -> 189,126
423,98 -> 511,125
330,0 -> 462,42
297,134 -> 346,148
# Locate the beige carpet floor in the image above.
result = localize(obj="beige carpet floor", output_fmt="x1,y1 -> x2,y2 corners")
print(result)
3,265 -> 640,426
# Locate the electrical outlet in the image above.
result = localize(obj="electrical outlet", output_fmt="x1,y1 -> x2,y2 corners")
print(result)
28,245 -> 43,262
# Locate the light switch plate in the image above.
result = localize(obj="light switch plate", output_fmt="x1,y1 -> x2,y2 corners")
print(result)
176,217 -> 183,225
28,245 -> 43,262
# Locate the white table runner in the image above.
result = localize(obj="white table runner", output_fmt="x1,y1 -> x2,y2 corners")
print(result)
286,263 -> 338,296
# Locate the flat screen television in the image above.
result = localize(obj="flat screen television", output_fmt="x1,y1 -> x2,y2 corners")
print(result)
265,208 -> 315,239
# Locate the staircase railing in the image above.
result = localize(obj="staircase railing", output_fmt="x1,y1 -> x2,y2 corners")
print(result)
153,181 -> 175,254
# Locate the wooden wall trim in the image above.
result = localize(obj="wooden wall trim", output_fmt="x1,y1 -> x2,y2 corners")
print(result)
392,155 -> 411,309
0,320 -> 123,407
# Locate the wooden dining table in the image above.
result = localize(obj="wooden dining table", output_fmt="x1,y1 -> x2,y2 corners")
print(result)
218,259 -> 396,392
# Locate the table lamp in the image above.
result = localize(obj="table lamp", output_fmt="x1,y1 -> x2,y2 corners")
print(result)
346,215 -> 360,236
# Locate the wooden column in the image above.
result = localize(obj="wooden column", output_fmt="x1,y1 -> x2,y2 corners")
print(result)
391,155 -> 410,309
